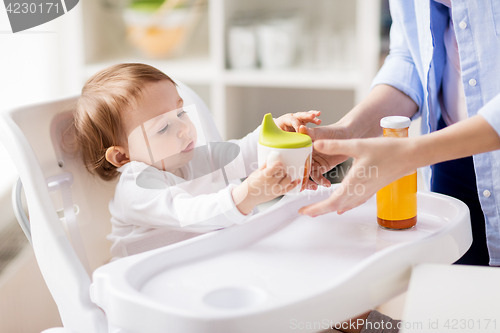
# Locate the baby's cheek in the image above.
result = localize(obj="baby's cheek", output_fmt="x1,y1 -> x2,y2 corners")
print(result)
128,127 -> 150,162
130,150 -> 151,165
156,144 -> 180,162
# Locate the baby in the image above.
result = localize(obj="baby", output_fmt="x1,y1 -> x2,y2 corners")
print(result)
74,63 -> 321,260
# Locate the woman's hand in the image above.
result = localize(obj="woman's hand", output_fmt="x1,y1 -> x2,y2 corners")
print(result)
274,110 -> 322,133
298,123 -> 353,188
298,114 -> 500,217
299,137 -> 415,216
232,160 -> 300,215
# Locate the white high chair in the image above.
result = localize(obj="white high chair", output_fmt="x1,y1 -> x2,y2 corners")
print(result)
0,81 -> 219,333
1,79 -> 473,333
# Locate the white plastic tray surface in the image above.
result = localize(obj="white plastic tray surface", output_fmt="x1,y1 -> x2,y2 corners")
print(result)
91,186 -> 471,333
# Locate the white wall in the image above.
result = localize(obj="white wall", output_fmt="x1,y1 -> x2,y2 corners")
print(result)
0,2 -> 84,225
0,6 -> 85,332
0,4 -> 83,110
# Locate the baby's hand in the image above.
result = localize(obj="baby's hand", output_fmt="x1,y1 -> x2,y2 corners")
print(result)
275,110 -> 322,133
231,161 -> 300,215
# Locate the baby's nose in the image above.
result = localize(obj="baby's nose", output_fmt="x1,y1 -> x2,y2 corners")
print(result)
177,120 -> 189,138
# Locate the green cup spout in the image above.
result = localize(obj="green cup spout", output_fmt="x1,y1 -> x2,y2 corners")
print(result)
259,113 -> 312,149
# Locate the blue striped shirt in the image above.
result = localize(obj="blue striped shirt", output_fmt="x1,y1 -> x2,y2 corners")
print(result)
371,0 -> 500,265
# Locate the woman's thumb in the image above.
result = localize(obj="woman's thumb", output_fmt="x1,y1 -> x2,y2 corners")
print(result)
298,125 -> 314,140
314,139 -> 353,157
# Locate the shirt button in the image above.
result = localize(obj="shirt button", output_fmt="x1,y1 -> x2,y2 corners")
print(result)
459,21 -> 467,29
469,79 -> 477,86
483,190 -> 491,198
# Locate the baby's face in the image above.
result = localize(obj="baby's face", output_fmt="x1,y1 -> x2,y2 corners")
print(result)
124,80 -> 197,172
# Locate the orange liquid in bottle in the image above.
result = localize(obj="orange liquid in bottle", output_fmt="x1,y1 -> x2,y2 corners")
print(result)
376,125 -> 417,229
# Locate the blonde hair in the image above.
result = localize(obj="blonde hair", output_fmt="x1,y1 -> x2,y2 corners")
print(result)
73,63 -> 175,181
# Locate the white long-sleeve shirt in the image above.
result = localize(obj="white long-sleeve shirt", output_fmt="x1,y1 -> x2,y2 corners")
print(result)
107,126 -> 260,260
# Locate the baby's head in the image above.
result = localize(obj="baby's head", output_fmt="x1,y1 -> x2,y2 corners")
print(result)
74,63 -> 197,181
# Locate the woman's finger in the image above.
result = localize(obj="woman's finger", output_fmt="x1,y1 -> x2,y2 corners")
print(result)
299,126 -> 327,142
298,125 -> 311,137
282,179 -> 300,193
298,185 -> 346,216
303,178 -> 319,190
337,197 -> 370,215
310,172 -> 331,188
309,159 -> 332,187
314,139 -> 356,157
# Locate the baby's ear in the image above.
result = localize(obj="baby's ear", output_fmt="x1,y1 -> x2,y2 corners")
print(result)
105,146 -> 130,167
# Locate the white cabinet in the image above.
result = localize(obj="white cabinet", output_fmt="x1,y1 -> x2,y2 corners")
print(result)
78,0 -> 381,140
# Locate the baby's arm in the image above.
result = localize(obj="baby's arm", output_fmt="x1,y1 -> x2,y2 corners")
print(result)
115,170 -> 250,231
114,161 -> 297,230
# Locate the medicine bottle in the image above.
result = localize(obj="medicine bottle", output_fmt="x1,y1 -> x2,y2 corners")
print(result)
376,116 -> 417,230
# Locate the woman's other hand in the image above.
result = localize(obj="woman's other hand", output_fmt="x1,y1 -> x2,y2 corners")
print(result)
299,137 -> 414,217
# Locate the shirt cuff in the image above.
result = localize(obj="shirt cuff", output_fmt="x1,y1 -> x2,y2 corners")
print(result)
478,93 -> 500,137
218,183 -> 254,225
371,55 -> 424,114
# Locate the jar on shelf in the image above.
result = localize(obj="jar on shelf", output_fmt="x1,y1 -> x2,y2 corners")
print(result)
227,19 -> 258,70
256,14 -> 302,69
122,0 -> 206,59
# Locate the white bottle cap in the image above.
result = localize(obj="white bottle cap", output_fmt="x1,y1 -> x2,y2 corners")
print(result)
380,116 -> 411,129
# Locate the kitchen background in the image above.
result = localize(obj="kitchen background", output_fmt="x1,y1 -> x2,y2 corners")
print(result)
0,1 -> 401,331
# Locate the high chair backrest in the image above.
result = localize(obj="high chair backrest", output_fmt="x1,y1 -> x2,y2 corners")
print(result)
0,80 -> 219,333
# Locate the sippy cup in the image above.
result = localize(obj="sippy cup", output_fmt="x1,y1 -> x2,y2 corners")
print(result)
258,113 -> 312,195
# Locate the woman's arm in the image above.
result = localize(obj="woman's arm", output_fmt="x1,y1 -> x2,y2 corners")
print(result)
299,114 -> 500,216
302,84 -> 418,142
299,84 -> 418,187
301,0 -> 424,186
339,84 -> 419,138
414,114 -> 500,167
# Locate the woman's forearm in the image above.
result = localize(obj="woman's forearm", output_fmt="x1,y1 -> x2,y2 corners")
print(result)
338,84 -> 419,139
411,115 -> 500,169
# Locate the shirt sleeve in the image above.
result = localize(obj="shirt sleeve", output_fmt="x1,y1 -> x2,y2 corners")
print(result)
370,0 -> 424,115
112,166 -> 253,231
478,93 -> 500,137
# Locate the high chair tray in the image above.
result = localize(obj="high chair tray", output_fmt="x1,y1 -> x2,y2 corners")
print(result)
90,186 -> 471,333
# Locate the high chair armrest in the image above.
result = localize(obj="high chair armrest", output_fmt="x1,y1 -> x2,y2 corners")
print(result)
12,177 -> 32,245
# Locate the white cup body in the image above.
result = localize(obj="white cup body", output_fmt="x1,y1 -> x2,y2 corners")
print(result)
257,144 -> 312,195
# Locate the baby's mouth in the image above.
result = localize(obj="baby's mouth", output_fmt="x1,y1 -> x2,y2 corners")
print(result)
181,141 -> 195,153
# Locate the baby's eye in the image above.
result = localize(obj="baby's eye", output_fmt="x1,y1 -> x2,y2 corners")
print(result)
158,123 -> 168,134
177,110 -> 187,117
